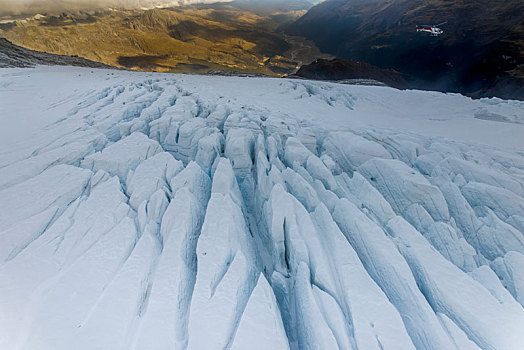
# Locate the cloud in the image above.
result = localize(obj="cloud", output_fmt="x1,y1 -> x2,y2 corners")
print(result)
0,0 -> 231,16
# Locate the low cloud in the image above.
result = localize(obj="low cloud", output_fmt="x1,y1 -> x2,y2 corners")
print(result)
0,0 -> 231,16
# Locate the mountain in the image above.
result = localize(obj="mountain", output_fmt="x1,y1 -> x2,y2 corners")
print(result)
0,5 -> 324,75
293,58 -> 408,89
0,37 -> 114,68
230,0 -> 313,13
1,64 -> 524,350
0,0 -> 232,16
287,0 -> 524,99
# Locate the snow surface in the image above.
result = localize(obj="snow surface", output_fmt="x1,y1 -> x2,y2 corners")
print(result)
1,66 -> 524,349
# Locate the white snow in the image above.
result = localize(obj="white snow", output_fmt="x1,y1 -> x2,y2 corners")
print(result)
1,65 -> 523,349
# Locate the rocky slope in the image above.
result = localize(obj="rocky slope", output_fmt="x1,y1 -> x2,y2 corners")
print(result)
293,58 -> 408,89
0,38 -> 114,68
287,0 -> 524,99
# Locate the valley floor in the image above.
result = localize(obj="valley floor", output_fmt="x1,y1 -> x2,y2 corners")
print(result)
1,66 -> 524,349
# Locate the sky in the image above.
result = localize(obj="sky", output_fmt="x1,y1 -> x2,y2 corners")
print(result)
0,0 -> 323,17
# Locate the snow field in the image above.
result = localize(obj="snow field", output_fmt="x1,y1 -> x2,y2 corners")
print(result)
1,66 -> 524,349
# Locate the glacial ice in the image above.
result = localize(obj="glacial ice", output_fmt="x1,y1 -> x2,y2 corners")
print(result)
81,131 -> 163,181
1,66 -> 523,349
323,131 -> 392,172
126,151 -> 184,209
358,158 -> 450,221
231,273 -> 290,350
386,217 -> 524,350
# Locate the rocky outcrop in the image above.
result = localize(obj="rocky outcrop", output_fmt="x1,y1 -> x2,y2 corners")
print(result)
293,58 -> 408,89
0,38 -> 114,69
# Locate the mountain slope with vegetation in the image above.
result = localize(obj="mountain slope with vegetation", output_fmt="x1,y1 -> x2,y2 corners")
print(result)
0,3 -> 323,76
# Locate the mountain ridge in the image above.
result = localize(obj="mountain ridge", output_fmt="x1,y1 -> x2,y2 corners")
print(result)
286,0 -> 524,99
0,5 -> 325,76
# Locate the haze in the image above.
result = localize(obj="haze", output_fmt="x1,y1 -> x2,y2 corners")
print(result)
0,0 -> 230,16
0,0 -> 323,17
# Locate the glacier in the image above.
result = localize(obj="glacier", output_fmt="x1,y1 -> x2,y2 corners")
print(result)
1,66 -> 524,350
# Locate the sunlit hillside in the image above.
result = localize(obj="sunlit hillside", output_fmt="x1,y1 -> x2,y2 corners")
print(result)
0,4 -> 327,75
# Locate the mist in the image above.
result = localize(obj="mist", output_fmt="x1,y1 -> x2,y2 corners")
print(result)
0,0 -> 232,16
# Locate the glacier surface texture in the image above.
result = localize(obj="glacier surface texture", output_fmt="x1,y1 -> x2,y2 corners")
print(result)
1,66 -> 524,350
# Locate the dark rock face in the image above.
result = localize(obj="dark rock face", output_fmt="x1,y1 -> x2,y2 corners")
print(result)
287,0 -> 524,100
0,38 -> 114,69
294,58 -> 408,89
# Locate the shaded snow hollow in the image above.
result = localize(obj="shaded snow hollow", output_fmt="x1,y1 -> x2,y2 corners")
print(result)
1,66 -> 524,350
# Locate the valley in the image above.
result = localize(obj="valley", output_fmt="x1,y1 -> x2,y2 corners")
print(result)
1,1 -> 524,348
0,3 -> 326,76
287,0 -> 524,99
